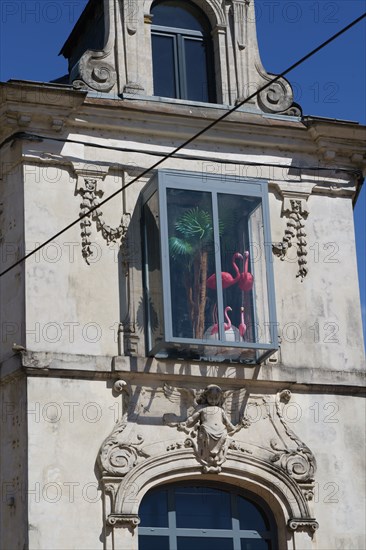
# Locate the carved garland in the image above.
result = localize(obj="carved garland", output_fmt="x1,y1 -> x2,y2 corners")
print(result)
78,178 -> 129,264
272,199 -> 309,280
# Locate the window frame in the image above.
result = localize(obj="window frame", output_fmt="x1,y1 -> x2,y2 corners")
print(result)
141,170 -> 279,364
151,2 -> 216,102
138,482 -> 278,550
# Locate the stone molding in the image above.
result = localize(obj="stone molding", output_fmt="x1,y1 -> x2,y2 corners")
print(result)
108,448 -> 317,534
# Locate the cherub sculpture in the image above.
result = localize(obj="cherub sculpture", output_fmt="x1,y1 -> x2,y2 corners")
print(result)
163,384 -> 249,473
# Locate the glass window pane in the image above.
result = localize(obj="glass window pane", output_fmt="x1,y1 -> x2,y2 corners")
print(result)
216,194 -> 272,354
175,487 -> 231,528
167,189 -> 217,341
238,496 -> 269,531
241,540 -> 271,550
139,488 -> 169,527
248,203 -> 272,344
184,38 -> 210,102
178,537 -> 234,550
152,0 -> 209,32
139,535 -> 170,550
152,34 -> 177,98
144,193 -> 164,350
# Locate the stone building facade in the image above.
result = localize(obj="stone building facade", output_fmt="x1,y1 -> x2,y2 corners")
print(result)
0,0 -> 365,549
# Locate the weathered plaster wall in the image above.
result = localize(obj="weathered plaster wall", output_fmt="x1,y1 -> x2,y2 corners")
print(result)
0,373 -> 28,550
272,192 -> 365,373
23,162 -> 122,357
25,375 -> 365,550
0,145 -> 25,362
26,376 -> 112,550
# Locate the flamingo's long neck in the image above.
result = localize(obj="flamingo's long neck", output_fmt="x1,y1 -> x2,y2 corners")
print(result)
244,252 -> 249,274
232,254 -> 241,281
224,307 -> 232,329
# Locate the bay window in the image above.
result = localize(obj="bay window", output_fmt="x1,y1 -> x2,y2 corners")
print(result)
142,170 -> 278,364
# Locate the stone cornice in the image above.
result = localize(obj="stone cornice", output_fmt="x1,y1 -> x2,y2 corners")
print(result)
1,83 -> 365,174
1,350 -> 364,390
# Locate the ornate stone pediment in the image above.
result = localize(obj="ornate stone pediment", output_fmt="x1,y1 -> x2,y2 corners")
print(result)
98,381 -> 318,536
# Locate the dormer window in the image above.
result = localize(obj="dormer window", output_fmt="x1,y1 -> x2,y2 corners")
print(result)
151,0 -> 216,103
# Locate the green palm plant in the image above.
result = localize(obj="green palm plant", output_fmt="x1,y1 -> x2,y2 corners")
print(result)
169,207 -> 216,339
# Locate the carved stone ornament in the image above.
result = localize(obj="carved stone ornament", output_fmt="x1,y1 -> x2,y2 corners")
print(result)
269,390 -> 316,482
256,64 -> 302,116
164,384 -> 250,473
98,381 -> 149,476
98,383 -> 318,536
164,385 -> 316,486
77,178 -> 129,265
71,0 -> 117,92
107,514 -> 140,531
73,50 -> 117,93
273,198 -> 309,280
288,519 -> 319,532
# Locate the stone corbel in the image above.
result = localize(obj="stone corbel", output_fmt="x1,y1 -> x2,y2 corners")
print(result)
272,184 -> 313,280
72,0 -> 117,93
107,514 -> 140,531
287,518 -> 319,533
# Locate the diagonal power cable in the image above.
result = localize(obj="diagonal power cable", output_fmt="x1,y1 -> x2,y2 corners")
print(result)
1,11 -> 365,278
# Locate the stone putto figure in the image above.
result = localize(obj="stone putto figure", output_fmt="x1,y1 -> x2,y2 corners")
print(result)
164,384 -> 248,473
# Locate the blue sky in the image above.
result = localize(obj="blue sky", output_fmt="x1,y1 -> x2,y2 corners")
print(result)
0,0 -> 365,342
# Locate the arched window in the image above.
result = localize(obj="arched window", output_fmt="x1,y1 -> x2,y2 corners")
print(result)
138,483 -> 278,549
150,0 -> 216,103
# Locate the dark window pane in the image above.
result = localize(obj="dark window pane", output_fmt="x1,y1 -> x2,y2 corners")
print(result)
152,34 -> 177,98
241,539 -> 271,550
152,0 -> 209,32
139,489 -> 168,527
144,193 -> 164,350
175,487 -> 231,528
178,537 -> 234,550
238,496 -> 269,531
184,38 -> 209,102
139,535 -> 170,550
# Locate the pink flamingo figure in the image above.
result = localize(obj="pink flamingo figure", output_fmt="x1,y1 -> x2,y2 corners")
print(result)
224,306 -> 232,330
210,306 -> 232,336
207,252 -> 243,290
239,307 -> 247,338
238,251 -> 254,292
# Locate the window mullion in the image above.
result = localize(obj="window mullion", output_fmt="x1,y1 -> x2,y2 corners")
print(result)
177,33 -> 187,99
211,192 -> 224,339
231,493 -> 242,550
168,487 -> 177,550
